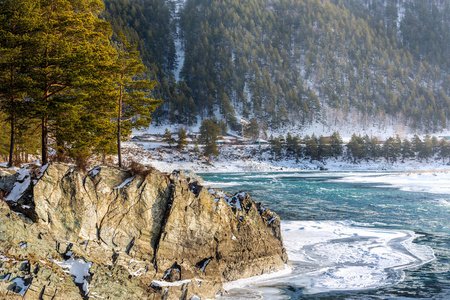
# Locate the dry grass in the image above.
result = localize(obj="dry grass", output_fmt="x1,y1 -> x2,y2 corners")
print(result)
75,155 -> 88,172
125,161 -> 156,178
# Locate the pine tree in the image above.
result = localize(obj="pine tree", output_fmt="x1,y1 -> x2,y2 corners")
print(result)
218,120 -> 228,136
401,138 -> 415,162
270,136 -> 282,159
369,136 -> 381,160
24,0 -> 120,164
14,118 -> 40,163
412,134 -> 423,157
0,112 -> 10,160
431,136 -> 439,155
438,138 -> 450,163
0,0 -> 40,166
199,119 -> 220,157
246,118 -> 260,139
418,135 -> 433,162
318,136 -> 331,160
330,131 -> 343,157
177,128 -> 188,150
286,133 -> 298,157
394,135 -> 402,160
294,135 -> 303,160
383,137 -> 398,163
305,134 -> 319,161
162,128 -> 175,147
186,97 -> 198,125
113,31 -> 163,167
52,97 -> 117,161
347,134 -> 365,162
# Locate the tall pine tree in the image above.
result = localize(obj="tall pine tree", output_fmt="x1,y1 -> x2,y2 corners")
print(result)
26,0 -> 118,164
0,0 -> 40,166
113,31 -> 162,167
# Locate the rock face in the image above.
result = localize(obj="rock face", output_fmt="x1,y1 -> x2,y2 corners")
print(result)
0,163 -> 289,299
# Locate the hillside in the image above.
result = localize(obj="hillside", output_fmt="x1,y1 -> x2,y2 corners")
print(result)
102,0 -> 450,134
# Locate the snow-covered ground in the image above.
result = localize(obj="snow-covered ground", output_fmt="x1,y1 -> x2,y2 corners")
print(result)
130,118 -> 450,174
123,141 -> 450,174
4,167 -> 31,202
135,119 -> 450,146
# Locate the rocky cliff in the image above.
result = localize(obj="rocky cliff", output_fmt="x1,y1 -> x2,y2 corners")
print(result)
0,163 -> 289,299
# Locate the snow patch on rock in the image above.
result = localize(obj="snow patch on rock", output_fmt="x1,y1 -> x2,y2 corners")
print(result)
4,168 -> 31,202
52,257 -> 92,296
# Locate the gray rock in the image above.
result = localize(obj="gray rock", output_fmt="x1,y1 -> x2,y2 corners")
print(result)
0,163 -> 289,299
0,168 -> 18,196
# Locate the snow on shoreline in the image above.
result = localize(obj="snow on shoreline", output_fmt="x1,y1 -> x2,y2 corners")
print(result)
122,141 -> 450,195
123,141 -> 450,174
280,221 -> 435,294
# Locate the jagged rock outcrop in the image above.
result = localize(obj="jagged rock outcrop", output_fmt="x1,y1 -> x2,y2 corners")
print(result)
0,169 -> 18,197
0,163 -> 289,299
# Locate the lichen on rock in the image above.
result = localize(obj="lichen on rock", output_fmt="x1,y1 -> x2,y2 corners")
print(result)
0,162 -> 289,299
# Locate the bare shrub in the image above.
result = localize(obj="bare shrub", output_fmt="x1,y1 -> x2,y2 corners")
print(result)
126,161 -> 156,178
50,152 -> 71,163
75,155 -> 88,172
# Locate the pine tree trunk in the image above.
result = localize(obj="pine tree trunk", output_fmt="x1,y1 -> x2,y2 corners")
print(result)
42,115 -> 48,165
42,51 -> 50,166
8,105 -> 15,168
7,64 -> 15,168
117,83 -> 123,168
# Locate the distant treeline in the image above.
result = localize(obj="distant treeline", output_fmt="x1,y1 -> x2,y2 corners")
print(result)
268,132 -> 450,164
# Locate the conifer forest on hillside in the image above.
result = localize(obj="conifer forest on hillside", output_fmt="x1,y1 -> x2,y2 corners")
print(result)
1,0 -> 450,165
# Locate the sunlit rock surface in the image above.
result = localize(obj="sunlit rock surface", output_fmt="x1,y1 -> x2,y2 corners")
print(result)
0,163 -> 288,299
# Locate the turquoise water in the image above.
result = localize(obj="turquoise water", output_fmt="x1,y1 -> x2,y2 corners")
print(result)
201,172 -> 450,299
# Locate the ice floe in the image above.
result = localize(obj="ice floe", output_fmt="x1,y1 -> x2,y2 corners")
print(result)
333,172 -> 450,195
220,220 -> 435,298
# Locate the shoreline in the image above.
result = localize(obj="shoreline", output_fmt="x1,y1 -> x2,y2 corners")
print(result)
396,169 -> 450,175
122,142 -> 450,174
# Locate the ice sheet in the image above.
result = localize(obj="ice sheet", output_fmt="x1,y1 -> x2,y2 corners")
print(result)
203,181 -> 241,188
220,220 -> 435,298
333,172 -> 450,195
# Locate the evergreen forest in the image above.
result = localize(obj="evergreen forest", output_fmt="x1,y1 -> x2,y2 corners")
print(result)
267,131 -> 450,164
0,0 -> 161,167
102,0 -> 450,132
1,0 -> 450,166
